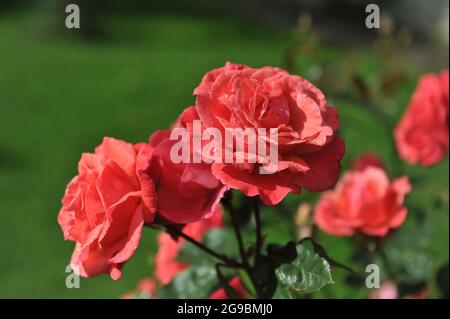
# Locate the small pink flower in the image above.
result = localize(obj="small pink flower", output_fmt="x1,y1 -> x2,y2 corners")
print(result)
369,281 -> 398,299
369,281 -> 428,299
314,155 -> 411,237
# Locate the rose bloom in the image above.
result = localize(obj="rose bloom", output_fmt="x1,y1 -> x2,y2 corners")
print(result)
58,138 -> 156,280
193,62 -> 345,205
137,107 -> 228,224
314,155 -> 411,237
394,70 -> 449,166
155,207 -> 223,284
208,276 -> 247,299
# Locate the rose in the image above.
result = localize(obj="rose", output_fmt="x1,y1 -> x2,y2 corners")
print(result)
208,276 -> 247,299
58,137 -> 156,280
394,70 -> 449,166
314,154 -> 411,237
155,207 -> 223,284
137,107 -> 228,224
193,62 -> 345,205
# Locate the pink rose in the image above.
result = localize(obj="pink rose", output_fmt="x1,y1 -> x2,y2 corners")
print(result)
314,155 -> 411,237
193,62 -> 345,205
369,281 -> 398,299
369,281 -> 427,299
137,107 -> 228,224
394,70 -> 449,166
155,208 -> 223,284
58,138 -> 156,280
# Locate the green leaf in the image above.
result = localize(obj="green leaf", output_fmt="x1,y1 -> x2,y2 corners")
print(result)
276,240 -> 334,297
301,238 -> 355,274
156,266 -> 219,299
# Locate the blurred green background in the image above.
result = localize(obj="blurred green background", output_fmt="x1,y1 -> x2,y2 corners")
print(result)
0,1 -> 448,298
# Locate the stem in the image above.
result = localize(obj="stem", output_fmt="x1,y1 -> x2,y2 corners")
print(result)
151,223 -> 243,269
253,197 -> 263,255
311,224 -> 318,241
215,263 -> 242,299
223,193 -> 249,267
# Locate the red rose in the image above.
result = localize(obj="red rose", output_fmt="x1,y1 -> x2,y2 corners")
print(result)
137,108 -> 228,224
155,208 -> 223,284
208,276 -> 246,299
193,62 -> 345,205
58,138 -> 156,280
314,155 -> 411,237
394,70 -> 449,166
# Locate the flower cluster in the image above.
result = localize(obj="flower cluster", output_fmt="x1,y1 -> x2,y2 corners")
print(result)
57,62 -> 448,299
58,62 -> 345,281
